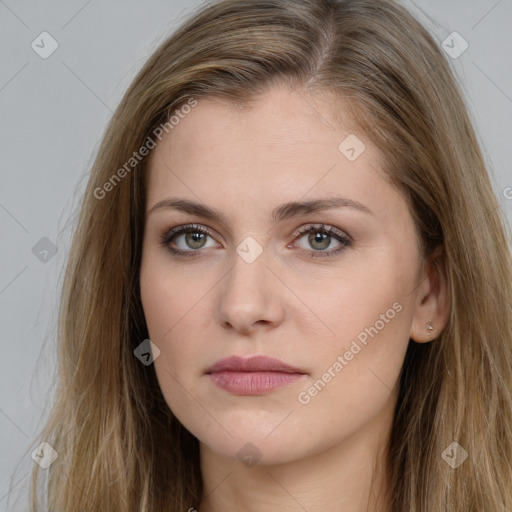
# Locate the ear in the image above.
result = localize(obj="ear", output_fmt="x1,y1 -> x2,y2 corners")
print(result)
410,245 -> 451,343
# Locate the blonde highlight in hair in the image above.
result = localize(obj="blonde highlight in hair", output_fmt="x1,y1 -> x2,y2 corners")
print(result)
25,0 -> 512,510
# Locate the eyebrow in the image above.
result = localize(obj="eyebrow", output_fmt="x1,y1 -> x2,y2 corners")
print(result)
148,197 -> 374,224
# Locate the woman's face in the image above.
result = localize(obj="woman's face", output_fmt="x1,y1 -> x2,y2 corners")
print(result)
140,84 -> 428,465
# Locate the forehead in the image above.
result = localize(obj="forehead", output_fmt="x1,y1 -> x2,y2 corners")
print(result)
155,85 -> 365,157
144,84 -> 396,222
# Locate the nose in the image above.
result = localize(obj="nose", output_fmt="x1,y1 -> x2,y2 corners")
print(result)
215,245 -> 285,335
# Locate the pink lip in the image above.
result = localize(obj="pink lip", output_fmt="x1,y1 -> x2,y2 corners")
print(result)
206,356 -> 307,395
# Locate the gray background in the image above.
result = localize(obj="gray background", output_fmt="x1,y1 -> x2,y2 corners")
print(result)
1,0 -> 511,510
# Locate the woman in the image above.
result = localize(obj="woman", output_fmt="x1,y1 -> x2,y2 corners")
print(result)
28,0 -> 512,510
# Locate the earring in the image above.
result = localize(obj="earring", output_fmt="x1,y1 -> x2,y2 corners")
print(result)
426,322 -> 434,334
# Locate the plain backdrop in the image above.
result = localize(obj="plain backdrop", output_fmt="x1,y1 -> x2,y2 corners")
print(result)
1,0 -> 511,510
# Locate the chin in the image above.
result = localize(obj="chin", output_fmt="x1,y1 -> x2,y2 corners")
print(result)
178,407 -> 326,467
200,432 -> 310,467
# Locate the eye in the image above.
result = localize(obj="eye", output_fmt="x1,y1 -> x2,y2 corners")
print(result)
159,223 -> 219,257
159,222 -> 352,259
290,223 -> 352,258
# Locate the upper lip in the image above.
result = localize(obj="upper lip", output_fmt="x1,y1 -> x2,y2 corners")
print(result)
206,355 -> 305,374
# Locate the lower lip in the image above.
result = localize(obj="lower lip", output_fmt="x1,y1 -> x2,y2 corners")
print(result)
208,371 -> 306,395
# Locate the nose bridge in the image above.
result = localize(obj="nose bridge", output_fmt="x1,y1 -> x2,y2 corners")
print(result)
216,239 -> 282,330
226,241 -> 270,302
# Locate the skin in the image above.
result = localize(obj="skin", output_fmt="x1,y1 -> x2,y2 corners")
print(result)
139,83 -> 450,512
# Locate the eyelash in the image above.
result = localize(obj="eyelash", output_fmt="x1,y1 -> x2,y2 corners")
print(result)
159,223 -> 352,259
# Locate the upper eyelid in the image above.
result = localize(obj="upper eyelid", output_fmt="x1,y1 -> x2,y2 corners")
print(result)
294,223 -> 350,239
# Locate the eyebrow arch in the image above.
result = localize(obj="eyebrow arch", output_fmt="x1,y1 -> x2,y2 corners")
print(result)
148,197 -> 374,224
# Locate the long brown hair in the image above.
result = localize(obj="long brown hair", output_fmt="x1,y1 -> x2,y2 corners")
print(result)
23,0 -> 512,510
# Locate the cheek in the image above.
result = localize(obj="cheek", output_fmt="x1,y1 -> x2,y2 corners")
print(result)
302,292 -> 409,399
140,252 -> 208,342
293,298 -> 410,451
297,260 -> 413,358
295,252 -> 416,409
139,254 -> 212,385
140,263 -> 206,425
140,259 -> 188,386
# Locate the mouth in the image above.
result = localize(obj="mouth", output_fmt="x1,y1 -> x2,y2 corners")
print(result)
206,355 -> 307,395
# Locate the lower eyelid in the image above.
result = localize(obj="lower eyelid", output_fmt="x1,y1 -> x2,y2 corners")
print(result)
292,235 -> 351,258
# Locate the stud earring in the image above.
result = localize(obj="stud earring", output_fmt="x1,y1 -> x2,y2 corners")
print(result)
426,322 -> 434,334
